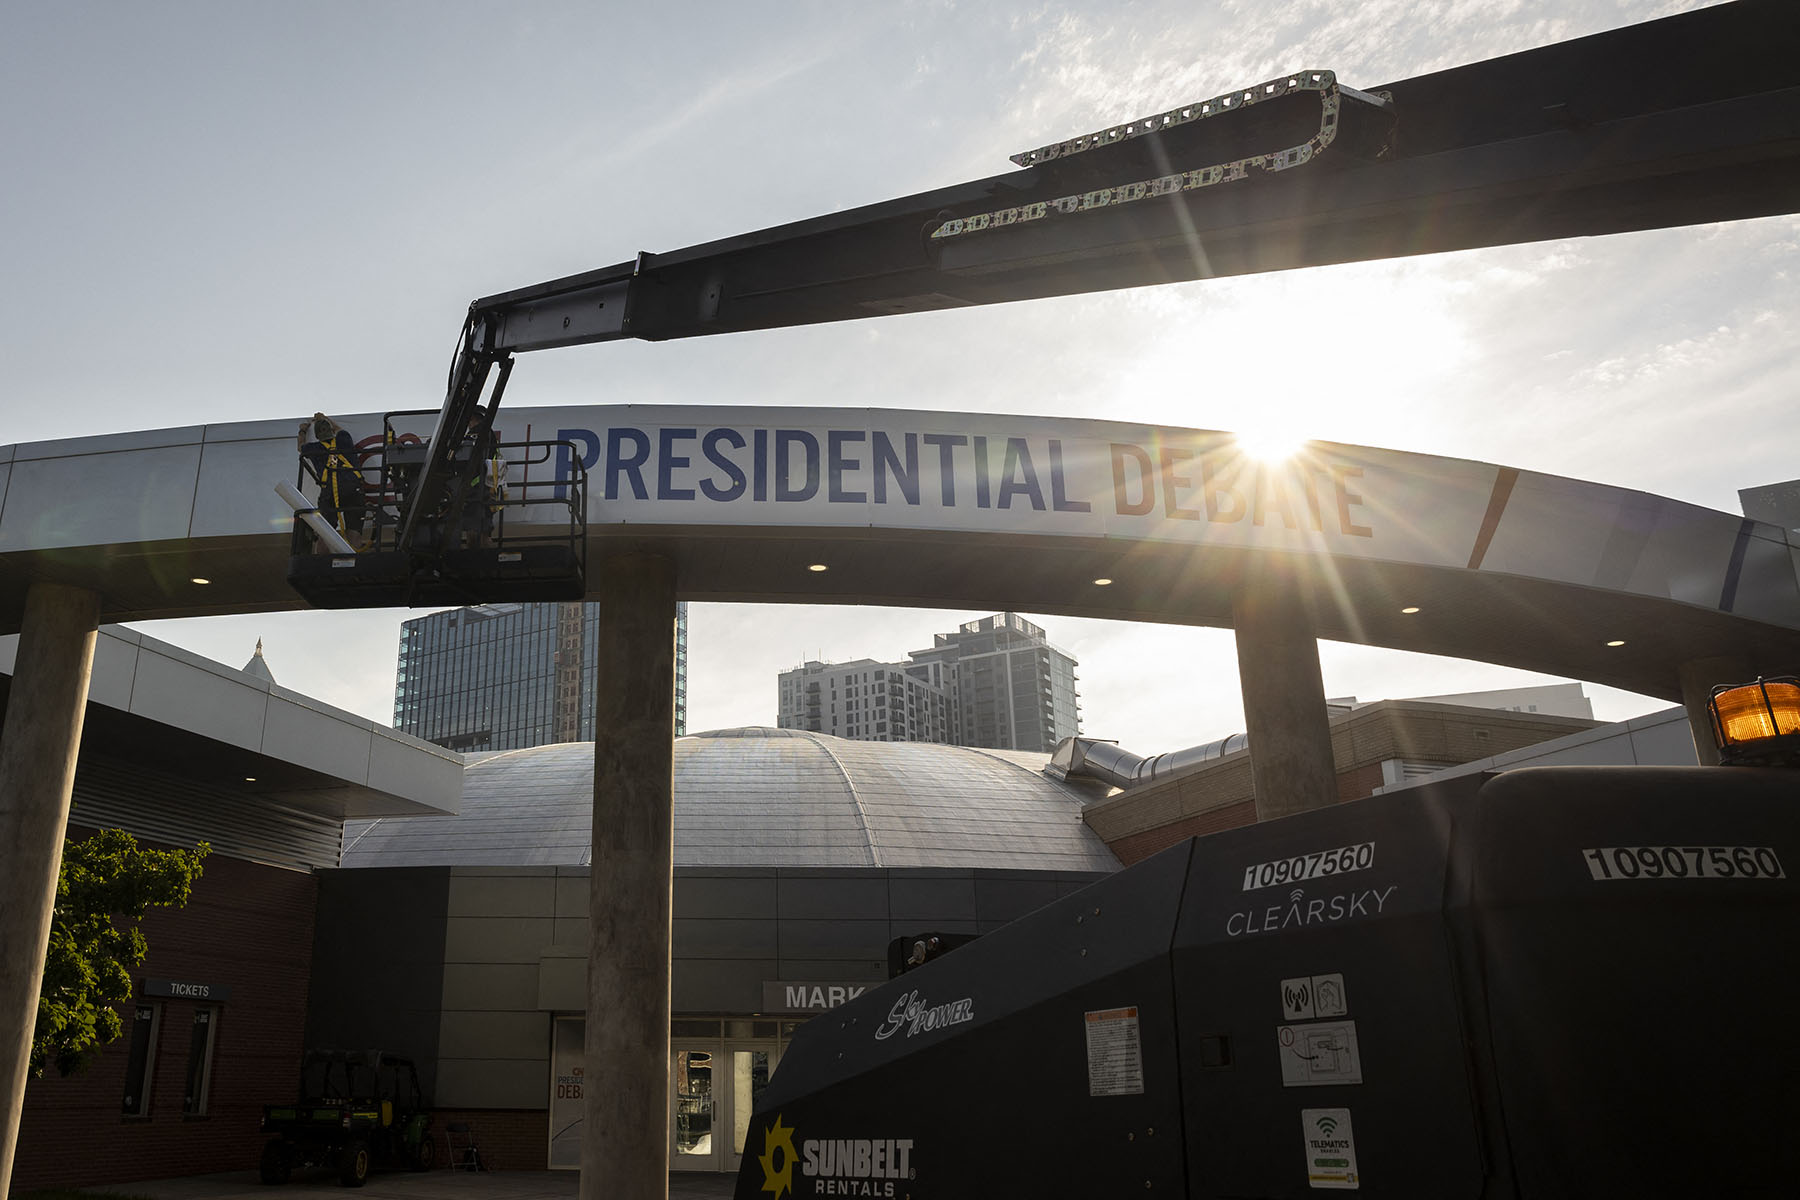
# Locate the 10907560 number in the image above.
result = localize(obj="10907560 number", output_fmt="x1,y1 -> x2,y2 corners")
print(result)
1582,846 -> 1785,881
1241,842 -> 1375,891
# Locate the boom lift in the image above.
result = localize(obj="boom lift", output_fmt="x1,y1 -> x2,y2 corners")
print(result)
275,2 -> 1800,1191
303,0 -> 1799,602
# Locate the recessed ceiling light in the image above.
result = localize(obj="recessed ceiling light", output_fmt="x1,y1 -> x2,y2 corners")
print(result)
243,776 -> 257,783
808,563 -> 828,573
1606,639 -> 1626,647
1093,578 -> 1113,586
191,577 -> 211,585
1401,606 -> 1420,614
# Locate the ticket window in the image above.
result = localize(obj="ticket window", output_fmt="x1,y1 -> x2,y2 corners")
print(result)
182,1006 -> 220,1115
121,1003 -> 161,1117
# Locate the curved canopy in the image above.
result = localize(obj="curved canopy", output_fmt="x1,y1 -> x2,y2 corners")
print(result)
2,405 -> 1797,699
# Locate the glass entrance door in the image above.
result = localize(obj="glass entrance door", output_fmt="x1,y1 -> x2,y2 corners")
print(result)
670,1046 -> 719,1171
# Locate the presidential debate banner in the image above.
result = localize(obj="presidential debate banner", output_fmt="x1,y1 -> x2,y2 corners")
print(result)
443,405 -> 1502,571
3,404 -> 1789,630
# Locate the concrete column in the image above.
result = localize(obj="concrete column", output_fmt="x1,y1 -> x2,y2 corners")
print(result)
1233,583 -> 1338,822
1678,655 -> 1753,767
0,583 -> 101,1194
584,556 -> 677,1200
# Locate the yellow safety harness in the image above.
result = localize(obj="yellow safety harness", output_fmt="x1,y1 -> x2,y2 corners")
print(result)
320,448 -> 365,536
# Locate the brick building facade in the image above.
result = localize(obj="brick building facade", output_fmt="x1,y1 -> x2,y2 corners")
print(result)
1083,700 -> 1600,864
11,832 -> 318,1191
1,626 -> 457,1193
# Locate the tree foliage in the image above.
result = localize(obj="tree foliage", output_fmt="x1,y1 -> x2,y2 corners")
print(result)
32,830 -> 209,1078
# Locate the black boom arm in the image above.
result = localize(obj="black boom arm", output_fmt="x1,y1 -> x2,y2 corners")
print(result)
396,0 -> 1800,554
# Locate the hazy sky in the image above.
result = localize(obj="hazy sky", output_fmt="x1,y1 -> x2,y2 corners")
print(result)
7,0 -> 1794,750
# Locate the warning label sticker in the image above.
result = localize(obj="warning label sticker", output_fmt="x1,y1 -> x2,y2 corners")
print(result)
1084,1007 -> 1145,1097
1301,1107 -> 1360,1189
1277,1020 -> 1363,1088
1280,973 -> 1348,1021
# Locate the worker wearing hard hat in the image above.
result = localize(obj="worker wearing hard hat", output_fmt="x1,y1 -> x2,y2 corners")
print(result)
297,413 -> 369,549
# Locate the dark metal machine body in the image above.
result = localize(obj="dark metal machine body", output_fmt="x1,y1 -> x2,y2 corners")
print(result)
737,767 -> 1800,1197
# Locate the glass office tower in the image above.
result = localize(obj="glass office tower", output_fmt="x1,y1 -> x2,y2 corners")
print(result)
394,602 -> 689,751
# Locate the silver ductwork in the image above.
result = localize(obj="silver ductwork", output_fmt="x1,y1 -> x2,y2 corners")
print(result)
1047,732 -> 1250,791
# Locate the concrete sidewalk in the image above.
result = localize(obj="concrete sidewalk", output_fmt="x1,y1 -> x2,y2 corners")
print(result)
80,1169 -> 737,1199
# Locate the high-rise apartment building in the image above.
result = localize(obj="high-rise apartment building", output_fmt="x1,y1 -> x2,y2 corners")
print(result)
908,613 -> 1080,751
394,601 -> 688,751
776,658 -> 957,744
776,612 -> 1079,752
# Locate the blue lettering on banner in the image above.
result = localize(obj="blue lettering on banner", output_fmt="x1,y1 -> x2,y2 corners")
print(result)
659,428 -> 697,501
553,428 -> 602,500
921,433 -> 965,506
1049,440 -> 1090,513
700,428 -> 747,501
607,428 -> 651,500
776,430 -> 820,502
872,432 -> 919,505
997,437 -> 1043,511
828,430 -> 866,504
534,422 -> 1376,538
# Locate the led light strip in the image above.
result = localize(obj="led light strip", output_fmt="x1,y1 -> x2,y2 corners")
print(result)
932,70 -> 1345,243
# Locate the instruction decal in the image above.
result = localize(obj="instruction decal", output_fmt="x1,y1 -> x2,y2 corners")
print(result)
1301,1107 -> 1360,1189
1278,1020 -> 1363,1087
1084,1007 -> 1146,1097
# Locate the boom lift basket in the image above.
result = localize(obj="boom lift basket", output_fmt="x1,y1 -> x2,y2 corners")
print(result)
286,410 -> 587,608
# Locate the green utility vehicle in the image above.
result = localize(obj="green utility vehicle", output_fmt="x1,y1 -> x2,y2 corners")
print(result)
258,1049 -> 435,1186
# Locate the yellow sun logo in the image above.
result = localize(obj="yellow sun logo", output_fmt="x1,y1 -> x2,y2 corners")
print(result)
758,1114 -> 797,1199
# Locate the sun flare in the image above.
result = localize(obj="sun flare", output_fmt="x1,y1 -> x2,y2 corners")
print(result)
1233,427 -> 1307,463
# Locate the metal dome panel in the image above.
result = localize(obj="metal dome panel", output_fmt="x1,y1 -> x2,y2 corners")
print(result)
341,730 -> 1119,871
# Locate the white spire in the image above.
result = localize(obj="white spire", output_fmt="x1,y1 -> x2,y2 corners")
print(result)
242,638 -> 276,684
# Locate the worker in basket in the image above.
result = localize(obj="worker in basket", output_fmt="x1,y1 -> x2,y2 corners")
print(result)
297,413 -> 370,550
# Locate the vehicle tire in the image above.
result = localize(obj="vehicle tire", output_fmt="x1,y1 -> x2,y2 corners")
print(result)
410,1132 -> 436,1172
259,1138 -> 291,1185
339,1140 -> 371,1188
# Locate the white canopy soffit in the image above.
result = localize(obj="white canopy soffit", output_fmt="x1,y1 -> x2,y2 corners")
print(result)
1,407 -> 1797,700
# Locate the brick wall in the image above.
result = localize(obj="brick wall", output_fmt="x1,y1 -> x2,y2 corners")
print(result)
12,829 -> 317,1191
429,1108 -> 550,1172
1109,800 -> 1258,865
1335,761 -> 1387,805
1085,701 -> 1599,862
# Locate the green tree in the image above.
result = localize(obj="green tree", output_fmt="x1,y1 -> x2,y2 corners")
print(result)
32,830 -> 209,1077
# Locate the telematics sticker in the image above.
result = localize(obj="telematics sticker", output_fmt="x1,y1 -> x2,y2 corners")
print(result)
1301,1108 -> 1360,1189
1243,842 -> 1374,891
1581,846 -> 1785,881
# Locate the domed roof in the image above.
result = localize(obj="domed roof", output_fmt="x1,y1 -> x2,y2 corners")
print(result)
341,728 -> 1117,871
